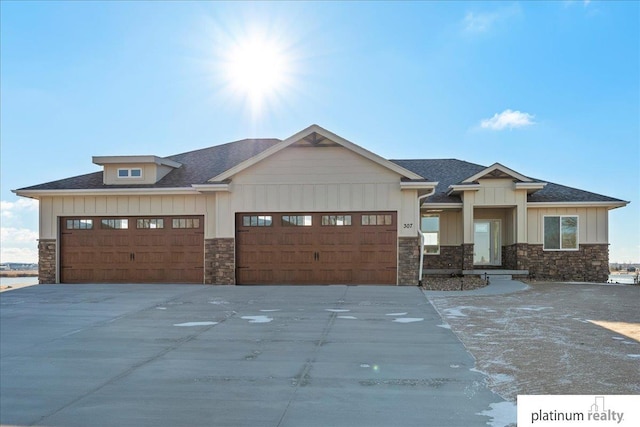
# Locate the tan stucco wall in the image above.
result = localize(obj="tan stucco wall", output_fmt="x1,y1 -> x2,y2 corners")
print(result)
527,206 -> 609,244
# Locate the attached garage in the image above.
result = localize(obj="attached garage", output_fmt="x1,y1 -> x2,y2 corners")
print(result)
60,215 -> 204,283
235,212 -> 397,285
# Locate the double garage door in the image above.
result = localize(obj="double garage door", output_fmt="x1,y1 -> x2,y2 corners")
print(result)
236,212 -> 397,285
60,216 -> 204,283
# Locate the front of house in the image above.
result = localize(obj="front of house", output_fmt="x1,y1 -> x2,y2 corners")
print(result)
15,125 -> 628,285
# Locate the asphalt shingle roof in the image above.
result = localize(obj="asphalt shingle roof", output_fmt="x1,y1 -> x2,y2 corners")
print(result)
18,140 -> 626,204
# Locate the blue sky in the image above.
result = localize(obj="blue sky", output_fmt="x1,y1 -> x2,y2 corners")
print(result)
1,0 -> 638,264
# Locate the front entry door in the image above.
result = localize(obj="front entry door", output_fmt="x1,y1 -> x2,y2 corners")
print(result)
474,220 -> 501,266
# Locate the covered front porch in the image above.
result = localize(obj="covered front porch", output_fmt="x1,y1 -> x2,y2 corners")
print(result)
419,205 -> 530,278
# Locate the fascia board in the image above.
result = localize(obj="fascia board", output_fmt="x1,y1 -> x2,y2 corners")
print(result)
447,184 -> 481,195
527,201 -> 629,210
400,181 -> 439,190
92,156 -> 181,168
13,187 -> 199,198
420,203 -> 463,209
191,184 -> 231,192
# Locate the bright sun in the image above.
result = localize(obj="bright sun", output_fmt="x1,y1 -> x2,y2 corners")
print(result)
223,35 -> 291,115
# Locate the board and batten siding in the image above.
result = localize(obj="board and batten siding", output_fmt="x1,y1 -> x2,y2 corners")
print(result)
39,195 -> 216,239
213,146 -> 416,238
527,206 -> 609,244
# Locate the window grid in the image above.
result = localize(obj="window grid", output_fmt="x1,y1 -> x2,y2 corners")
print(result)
66,219 -> 93,230
361,214 -> 393,226
242,215 -> 273,227
101,219 -> 129,229
282,215 -> 313,227
117,168 -> 143,178
137,219 -> 164,229
321,215 -> 352,226
172,218 -> 200,229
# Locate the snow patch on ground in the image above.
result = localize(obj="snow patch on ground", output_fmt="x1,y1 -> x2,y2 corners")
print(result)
386,312 -> 408,316
360,364 -> 370,368
260,309 -> 281,312
612,336 -> 625,340
443,307 -> 467,317
437,323 -> 451,329
476,401 -> 516,427
337,315 -> 357,319
515,306 -> 553,311
627,354 -> 640,358
173,321 -> 218,327
325,309 -> 350,313
393,318 -> 424,323
156,307 -> 167,310
209,299 -> 228,305
241,316 -> 273,323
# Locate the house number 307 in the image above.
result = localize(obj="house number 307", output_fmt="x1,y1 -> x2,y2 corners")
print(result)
403,223 -> 413,229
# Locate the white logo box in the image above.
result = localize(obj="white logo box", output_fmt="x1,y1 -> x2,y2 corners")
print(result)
517,395 -> 640,426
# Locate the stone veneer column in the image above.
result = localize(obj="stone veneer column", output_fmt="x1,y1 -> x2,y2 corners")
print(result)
205,238 -> 236,285
38,239 -> 56,284
398,237 -> 420,285
515,243 -> 529,271
462,243 -> 474,271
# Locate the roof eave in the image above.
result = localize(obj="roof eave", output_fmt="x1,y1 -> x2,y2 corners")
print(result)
13,187 -> 198,198
527,201 -> 629,210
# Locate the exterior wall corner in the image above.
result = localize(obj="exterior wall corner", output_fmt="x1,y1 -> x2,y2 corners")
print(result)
398,236 -> 420,285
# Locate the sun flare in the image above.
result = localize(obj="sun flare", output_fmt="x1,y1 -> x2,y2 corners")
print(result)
222,34 -> 292,115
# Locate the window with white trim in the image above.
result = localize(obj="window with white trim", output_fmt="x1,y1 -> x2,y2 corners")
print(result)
117,168 -> 143,178
421,214 -> 440,254
544,215 -> 578,250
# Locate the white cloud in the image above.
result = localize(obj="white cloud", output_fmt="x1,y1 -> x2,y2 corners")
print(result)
1,228 -> 39,263
1,199 -> 39,263
462,5 -> 521,34
480,109 -> 536,130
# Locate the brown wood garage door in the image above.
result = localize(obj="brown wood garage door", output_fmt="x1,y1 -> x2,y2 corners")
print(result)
60,216 -> 203,283
236,212 -> 397,285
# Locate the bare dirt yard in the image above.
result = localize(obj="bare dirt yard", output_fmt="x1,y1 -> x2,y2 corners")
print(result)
427,282 -> 640,401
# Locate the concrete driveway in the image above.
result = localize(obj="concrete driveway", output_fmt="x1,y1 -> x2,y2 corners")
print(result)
0,285 -> 507,427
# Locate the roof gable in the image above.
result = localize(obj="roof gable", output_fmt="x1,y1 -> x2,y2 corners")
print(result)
208,124 -> 425,182
462,162 -> 533,183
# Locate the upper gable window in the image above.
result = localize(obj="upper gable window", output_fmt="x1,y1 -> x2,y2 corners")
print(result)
117,168 -> 142,179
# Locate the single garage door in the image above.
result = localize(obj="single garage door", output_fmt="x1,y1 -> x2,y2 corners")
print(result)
236,212 -> 397,285
60,216 -> 204,283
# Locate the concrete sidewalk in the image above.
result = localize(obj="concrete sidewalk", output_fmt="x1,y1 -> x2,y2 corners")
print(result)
1,284 -> 510,427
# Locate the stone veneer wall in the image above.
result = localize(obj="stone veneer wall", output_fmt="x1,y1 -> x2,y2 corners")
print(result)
462,244 -> 474,271
398,237 -> 420,285
527,244 -> 609,283
38,239 -> 56,284
422,246 -> 464,270
503,244 -> 529,271
205,238 -> 235,285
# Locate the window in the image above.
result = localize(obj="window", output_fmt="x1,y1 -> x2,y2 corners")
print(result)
137,219 -> 164,229
242,215 -> 272,227
172,218 -> 200,229
117,168 -> 143,178
544,215 -> 578,250
321,215 -> 352,226
101,219 -> 129,229
66,219 -> 93,229
282,215 -> 312,226
361,214 -> 392,226
421,214 -> 440,254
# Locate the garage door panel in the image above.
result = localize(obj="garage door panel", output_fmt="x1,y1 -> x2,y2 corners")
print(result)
60,216 -> 203,284
236,212 -> 397,285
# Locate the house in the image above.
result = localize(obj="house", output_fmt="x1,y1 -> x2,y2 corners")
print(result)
14,125 -> 628,285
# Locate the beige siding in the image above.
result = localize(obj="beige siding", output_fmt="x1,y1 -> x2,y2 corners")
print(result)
216,145 -> 410,238
527,207 -> 609,244
474,179 -> 518,205
39,194 -> 216,239
103,164 -> 158,185
439,210 -> 463,245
